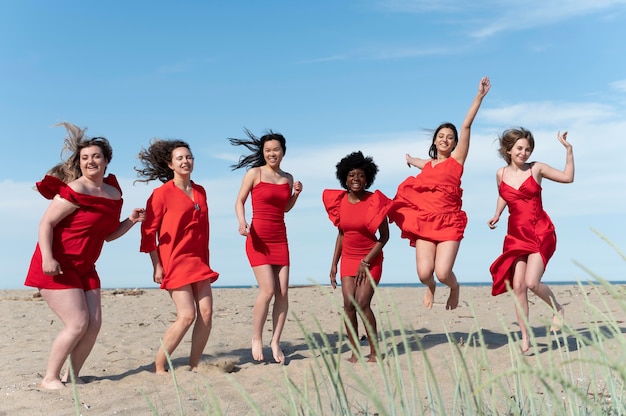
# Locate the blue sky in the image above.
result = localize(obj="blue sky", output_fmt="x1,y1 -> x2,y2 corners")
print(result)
1,0 -> 625,290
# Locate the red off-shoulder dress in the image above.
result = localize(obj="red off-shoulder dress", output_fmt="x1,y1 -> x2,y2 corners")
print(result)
25,175 -> 123,290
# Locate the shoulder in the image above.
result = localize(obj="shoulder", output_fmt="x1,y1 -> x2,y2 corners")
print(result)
192,181 -> 207,195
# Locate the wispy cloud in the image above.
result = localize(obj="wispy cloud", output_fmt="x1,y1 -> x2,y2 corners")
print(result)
610,79 -> 626,93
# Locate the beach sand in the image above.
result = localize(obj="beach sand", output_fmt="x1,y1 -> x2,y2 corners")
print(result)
1,284 -> 624,415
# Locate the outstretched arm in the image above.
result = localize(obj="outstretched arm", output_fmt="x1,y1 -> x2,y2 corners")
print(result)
405,153 -> 429,170
453,76 -> 491,164
535,131 -> 575,184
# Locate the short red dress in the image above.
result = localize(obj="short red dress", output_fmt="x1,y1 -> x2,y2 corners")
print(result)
25,175 -> 123,290
322,190 -> 392,283
389,157 -> 467,245
246,181 -> 291,267
490,171 -> 556,296
141,181 -> 219,290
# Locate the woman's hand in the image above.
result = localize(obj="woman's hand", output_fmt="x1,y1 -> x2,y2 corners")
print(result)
42,258 -> 63,276
330,266 -> 338,289
238,222 -> 249,236
293,180 -> 303,196
487,216 -> 499,229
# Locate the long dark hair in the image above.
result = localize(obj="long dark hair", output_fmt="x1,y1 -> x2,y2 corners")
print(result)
135,139 -> 191,183
229,128 -> 287,170
428,122 -> 458,159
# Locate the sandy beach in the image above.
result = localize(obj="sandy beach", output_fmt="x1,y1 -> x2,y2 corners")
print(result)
1,283 -> 624,415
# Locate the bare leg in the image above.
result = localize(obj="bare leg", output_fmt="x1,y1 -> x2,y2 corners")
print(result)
511,258 -> 531,353
434,241 -> 461,310
524,253 -> 564,331
189,280 -> 213,370
354,280 -> 379,362
251,265 -> 277,361
155,286 -> 196,374
415,239 -> 436,309
270,265 -> 289,363
62,289 -> 102,383
341,277 -> 359,363
39,288 -> 90,390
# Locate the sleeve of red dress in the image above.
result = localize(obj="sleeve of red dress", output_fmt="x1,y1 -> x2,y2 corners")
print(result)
35,175 -> 79,205
140,189 -> 163,253
322,189 -> 345,228
365,190 -> 393,235
104,174 -> 122,195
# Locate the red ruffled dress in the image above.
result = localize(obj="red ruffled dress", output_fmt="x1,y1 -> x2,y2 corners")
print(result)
25,175 -> 123,290
246,181 -> 291,267
322,190 -> 392,283
490,174 -> 556,296
141,181 -> 219,290
389,157 -> 467,245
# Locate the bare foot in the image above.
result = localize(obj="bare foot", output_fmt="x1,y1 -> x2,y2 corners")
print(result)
40,378 -> 65,390
155,367 -> 168,375
446,283 -> 460,310
367,355 -> 379,363
423,285 -> 436,309
550,308 -> 565,332
61,373 -> 85,385
252,338 -> 264,361
520,338 -> 530,354
347,354 -> 358,363
271,340 -> 284,364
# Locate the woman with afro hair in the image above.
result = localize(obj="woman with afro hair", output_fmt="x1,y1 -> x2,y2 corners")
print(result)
322,151 -> 392,363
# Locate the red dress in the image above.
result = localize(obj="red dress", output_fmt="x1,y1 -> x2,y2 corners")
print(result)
141,181 -> 219,290
490,173 -> 556,296
389,157 -> 467,244
246,181 -> 291,267
25,175 -> 123,290
322,190 -> 392,283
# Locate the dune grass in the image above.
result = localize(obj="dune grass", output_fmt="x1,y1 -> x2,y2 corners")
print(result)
67,232 -> 625,415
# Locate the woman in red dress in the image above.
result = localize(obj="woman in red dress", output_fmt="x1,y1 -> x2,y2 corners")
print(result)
137,139 -> 219,373
488,128 -> 574,353
323,151 -> 391,363
231,129 -> 303,363
389,77 -> 491,310
25,123 -> 144,389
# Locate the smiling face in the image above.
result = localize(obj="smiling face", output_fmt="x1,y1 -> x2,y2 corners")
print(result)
346,168 -> 367,194
508,138 -> 533,166
435,127 -> 457,156
79,145 -> 109,179
263,139 -> 284,168
168,146 -> 194,177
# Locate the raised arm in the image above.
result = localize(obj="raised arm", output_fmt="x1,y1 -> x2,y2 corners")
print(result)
454,76 -> 491,164
535,131 -> 575,184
